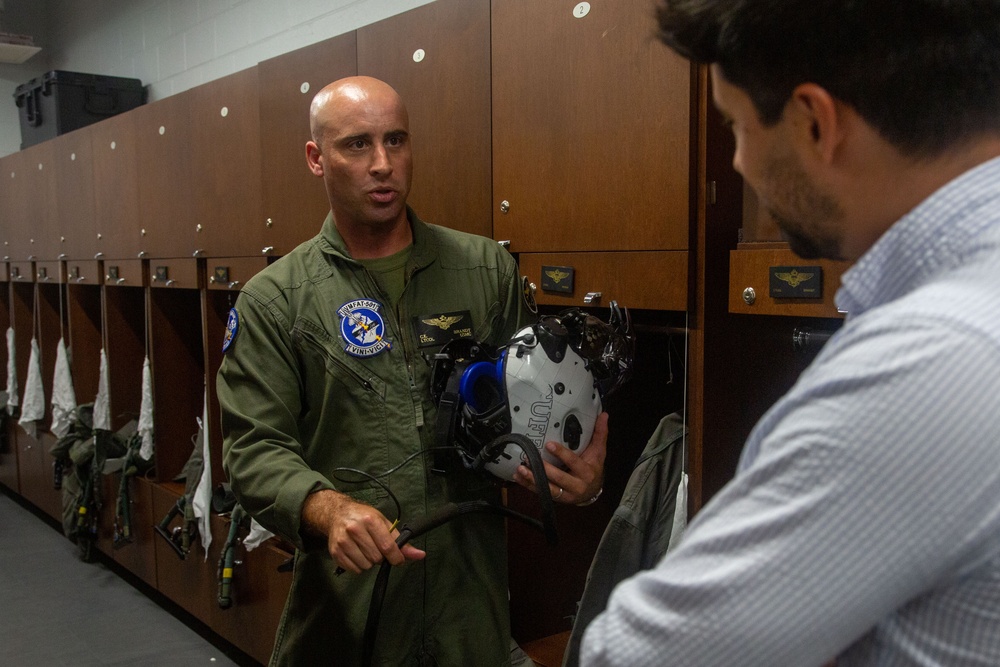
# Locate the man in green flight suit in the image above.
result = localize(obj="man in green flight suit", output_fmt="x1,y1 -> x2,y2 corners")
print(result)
217,76 -> 608,665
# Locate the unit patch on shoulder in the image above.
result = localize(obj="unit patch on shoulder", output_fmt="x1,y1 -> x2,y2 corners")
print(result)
222,308 -> 239,353
413,310 -> 474,348
338,299 -> 392,358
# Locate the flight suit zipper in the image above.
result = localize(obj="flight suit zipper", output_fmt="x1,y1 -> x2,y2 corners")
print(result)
362,266 -> 424,429
397,265 -> 424,429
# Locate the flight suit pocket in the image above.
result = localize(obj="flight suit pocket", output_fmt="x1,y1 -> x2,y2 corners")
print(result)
293,319 -> 386,398
291,319 -> 391,495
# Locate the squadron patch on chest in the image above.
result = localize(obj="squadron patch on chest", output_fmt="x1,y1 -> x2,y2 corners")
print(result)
338,299 -> 392,358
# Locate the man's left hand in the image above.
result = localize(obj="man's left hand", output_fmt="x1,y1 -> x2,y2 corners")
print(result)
512,411 -> 608,505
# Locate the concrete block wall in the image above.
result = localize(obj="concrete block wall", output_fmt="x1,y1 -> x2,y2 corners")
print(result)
0,0 -> 436,157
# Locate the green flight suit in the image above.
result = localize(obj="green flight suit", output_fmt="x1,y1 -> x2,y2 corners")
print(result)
217,209 -> 529,666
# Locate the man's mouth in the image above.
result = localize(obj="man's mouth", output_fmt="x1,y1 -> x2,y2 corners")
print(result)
369,188 -> 397,204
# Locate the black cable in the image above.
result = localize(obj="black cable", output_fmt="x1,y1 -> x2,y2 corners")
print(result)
361,500 -> 544,667
335,446 -> 468,484
330,446 -> 469,577
472,432 -> 559,546
331,446 -> 469,533
346,436 -> 562,659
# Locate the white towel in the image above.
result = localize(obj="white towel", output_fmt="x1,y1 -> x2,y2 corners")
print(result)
6,327 -> 18,416
242,519 -> 275,552
192,387 -> 214,558
138,356 -> 154,460
50,338 -> 77,439
18,338 -> 44,438
93,348 -> 111,431
667,472 -> 689,552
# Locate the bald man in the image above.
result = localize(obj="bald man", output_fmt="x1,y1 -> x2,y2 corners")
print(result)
217,77 -> 601,665
304,77 -> 416,260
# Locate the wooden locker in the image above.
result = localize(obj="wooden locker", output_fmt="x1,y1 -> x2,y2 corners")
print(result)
4,143 -> 57,262
135,91 -> 198,259
112,476 -> 159,588
492,0 -> 693,252
91,112 -> 143,261
358,0 -> 493,238
51,127 -> 98,261
257,32 -> 358,256
189,68 -> 265,259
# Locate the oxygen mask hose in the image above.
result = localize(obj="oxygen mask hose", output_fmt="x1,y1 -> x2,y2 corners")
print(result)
473,432 -> 559,546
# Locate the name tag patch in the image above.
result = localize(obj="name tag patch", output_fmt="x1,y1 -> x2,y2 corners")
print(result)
413,310 -> 474,348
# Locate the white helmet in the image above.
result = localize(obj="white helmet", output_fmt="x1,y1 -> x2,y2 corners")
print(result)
430,302 -> 633,482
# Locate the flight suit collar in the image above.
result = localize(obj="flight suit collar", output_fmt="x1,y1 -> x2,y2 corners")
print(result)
317,206 -> 438,274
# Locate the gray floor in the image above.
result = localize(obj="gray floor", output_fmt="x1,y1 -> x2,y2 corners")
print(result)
0,489 -> 246,667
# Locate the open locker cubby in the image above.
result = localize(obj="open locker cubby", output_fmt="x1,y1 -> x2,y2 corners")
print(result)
0,278 -> 17,492
66,282 -> 102,402
103,281 -> 147,430
203,287 -> 237,489
147,280 -> 209,618
102,279 -> 158,584
151,481 -> 216,623
147,285 -> 205,484
63,277 -> 118,558
9,280 -> 32,498
149,478 -> 289,667
11,278 -> 62,520
506,310 -> 688,643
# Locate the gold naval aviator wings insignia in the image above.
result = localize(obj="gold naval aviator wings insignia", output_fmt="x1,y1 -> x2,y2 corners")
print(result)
422,314 -> 463,331
774,269 -> 814,288
545,268 -> 570,284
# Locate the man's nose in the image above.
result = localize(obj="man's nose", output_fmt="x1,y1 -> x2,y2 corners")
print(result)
370,144 -> 392,174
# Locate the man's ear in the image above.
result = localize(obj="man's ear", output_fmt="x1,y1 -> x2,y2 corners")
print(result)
788,83 -> 845,164
306,141 -> 323,176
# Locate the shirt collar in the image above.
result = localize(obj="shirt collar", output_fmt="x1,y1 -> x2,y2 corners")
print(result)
836,154 -> 1000,316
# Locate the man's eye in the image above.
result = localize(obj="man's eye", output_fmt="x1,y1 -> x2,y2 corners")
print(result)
387,136 -> 402,146
350,139 -> 367,149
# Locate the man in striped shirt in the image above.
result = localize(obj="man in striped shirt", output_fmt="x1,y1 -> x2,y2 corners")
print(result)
581,1 -> 1000,665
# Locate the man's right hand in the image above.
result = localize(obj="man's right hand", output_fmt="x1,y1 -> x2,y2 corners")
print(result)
301,489 -> 426,574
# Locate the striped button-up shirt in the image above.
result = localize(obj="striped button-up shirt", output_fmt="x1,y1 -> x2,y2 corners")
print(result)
581,155 -> 1000,666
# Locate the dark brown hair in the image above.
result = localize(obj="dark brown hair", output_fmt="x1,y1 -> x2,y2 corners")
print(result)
656,0 -> 1000,157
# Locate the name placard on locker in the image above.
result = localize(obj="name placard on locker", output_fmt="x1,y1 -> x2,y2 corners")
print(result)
540,265 -> 574,294
769,265 -> 823,298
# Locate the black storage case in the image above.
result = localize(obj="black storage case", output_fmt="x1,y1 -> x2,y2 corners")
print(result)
14,70 -> 147,149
